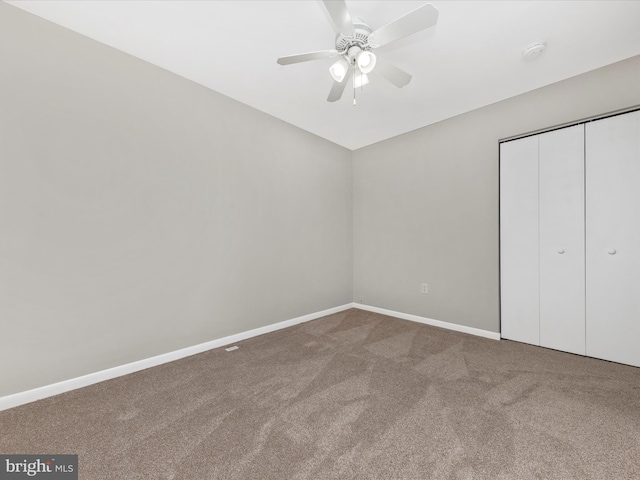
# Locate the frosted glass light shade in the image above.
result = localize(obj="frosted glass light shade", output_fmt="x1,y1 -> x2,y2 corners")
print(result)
354,72 -> 369,88
329,57 -> 350,82
356,51 -> 377,74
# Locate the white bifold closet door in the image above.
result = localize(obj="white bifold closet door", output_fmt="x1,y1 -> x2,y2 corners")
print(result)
500,125 -> 585,353
586,111 -> 640,367
500,136 -> 539,346
538,125 -> 585,355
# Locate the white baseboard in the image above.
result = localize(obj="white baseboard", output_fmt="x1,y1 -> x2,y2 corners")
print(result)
0,303 -> 353,412
353,303 -> 501,341
0,302 -> 498,412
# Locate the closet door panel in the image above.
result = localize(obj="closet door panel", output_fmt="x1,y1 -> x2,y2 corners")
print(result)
539,125 -> 585,355
586,111 -> 640,367
500,136 -> 539,345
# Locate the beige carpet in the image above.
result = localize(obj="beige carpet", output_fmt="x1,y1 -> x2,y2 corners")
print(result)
1,308 -> 640,479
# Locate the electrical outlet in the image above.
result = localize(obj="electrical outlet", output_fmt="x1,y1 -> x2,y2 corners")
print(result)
421,283 -> 429,294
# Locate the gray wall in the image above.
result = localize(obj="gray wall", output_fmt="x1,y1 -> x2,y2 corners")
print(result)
353,55 -> 640,333
0,3 -> 352,397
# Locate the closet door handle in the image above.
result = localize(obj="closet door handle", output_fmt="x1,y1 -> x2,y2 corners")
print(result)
557,248 -> 565,254
608,248 -> 617,255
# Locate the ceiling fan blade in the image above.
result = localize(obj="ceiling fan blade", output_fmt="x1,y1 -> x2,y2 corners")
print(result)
327,69 -> 353,102
277,49 -> 339,65
375,60 -> 412,88
321,0 -> 354,35
370,4 -> 438,47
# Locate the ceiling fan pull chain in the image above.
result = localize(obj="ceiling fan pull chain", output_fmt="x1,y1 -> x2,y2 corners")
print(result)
353,66 -> 357,106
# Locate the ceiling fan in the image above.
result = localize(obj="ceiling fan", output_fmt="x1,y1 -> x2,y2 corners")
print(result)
276,1 -> 439,103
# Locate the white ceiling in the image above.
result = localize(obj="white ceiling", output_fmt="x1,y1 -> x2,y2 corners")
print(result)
7,1 -> 640,150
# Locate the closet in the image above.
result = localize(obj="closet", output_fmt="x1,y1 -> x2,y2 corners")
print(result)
500,109 -> 640,368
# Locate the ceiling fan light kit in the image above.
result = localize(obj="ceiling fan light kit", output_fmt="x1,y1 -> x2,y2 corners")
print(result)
277,1 -> 439,104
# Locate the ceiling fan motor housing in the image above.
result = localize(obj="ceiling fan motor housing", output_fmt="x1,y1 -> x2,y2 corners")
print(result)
335,18 -> 374,56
